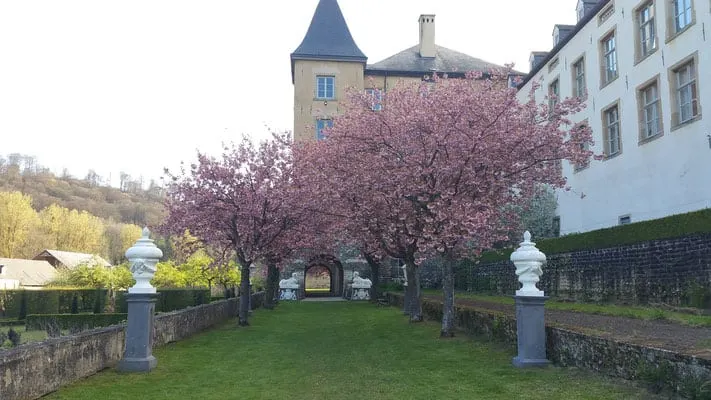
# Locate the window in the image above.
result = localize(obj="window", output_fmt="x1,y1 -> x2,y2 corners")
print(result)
671,58 -> 700,125
600,32 -> 618,86
316,119 -> 333,141
638,79 -> 663,139
365,88 -> 383,111
316,76 -> 335,100
673,0 -> 693,32
618,215 -> 631,225
548,78 -> 560,110
572,57 -> 586,98
574,120 -> 591,171
603,104 -> 621,157
636,2 -> 657,59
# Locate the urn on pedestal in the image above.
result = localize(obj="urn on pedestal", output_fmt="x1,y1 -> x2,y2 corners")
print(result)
510,231 -> 550,368
118,227 -> 163,372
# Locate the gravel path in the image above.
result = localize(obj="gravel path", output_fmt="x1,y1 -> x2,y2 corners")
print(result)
423,295 -> 711,359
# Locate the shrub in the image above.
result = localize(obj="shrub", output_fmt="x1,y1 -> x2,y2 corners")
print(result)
18,291 -> 27,320
1,289 -> 109,318
92,288 -> 104,314
7,327 -> 21,347
26,313 -> 128,331
479,208 -> 711,263
378,282 -> 404,292
70,295 -> 79,314
156,288 -> 210,312
114,288 -> 210,313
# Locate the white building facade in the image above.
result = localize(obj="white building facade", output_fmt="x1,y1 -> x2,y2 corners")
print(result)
518,0 -> 711,235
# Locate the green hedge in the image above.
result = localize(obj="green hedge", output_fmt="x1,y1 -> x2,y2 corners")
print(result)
25,313 -> 127,331
0,289 -> 108,319
115,288 -> 210,313
479,208 -> 711,263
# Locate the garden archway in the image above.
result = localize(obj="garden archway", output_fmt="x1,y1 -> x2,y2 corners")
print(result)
304,255 -> 344,297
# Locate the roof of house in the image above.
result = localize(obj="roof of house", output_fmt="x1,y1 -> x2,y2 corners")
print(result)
0,258 -> 57,286
34,250 -> 112,268
290,0 -> 367,80
366,45 -> 520,77
519,0 -> 611,89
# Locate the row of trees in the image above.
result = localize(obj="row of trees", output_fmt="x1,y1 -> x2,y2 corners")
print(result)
0,154 -> 165,227
162,69 -> 593,332
0,191 -> 143,263
50,249 -> 241,292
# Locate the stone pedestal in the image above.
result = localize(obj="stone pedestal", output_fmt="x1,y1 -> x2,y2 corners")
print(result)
118,293 -> 157,372
279,287 -> 298,300
512,295 -> 550,368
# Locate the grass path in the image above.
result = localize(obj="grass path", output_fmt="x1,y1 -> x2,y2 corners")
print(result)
421,289 -> 711,327
47,302 -> 656,400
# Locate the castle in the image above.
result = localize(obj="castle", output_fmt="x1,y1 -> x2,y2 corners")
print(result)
290,0 -> 510,143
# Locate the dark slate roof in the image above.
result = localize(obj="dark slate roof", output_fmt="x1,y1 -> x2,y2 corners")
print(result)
365,45 -> 514,77
290,0 -> 367,81
518,0 -> 611,89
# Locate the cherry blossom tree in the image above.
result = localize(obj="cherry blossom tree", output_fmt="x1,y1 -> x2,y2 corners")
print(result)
296,70 -> 592,332
162,131 -> 299,326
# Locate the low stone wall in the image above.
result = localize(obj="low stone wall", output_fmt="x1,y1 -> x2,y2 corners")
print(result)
154,292 -> 263,346
0,293 -> 264,400
387,293 -> 711,390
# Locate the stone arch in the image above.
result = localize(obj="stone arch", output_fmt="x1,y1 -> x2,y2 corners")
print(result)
304,255 -> 344,297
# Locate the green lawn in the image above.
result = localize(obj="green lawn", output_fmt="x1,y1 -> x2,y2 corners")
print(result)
422,289 -> 711,327
47,302 -> 656,400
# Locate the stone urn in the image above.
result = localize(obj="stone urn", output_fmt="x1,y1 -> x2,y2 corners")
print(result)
510,231 -> 546,297
126,227 -> 163,294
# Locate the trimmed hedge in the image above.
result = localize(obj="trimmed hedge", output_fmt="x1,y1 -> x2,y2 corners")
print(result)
0,289 -> 108,319
479,208 -> 711,263
25,313 -> 127,331
114,288 -> 211,313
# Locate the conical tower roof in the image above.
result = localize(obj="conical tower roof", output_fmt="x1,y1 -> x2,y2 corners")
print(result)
290,0 -> 367,81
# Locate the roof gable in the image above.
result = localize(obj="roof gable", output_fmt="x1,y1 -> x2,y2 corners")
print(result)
290,0 -> 367,80
0,258 -> 57,286
34,249 -> 112,268
366,45 -> 511,76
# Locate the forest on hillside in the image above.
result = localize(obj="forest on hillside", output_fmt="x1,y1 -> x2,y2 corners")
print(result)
0,153 -> 165,227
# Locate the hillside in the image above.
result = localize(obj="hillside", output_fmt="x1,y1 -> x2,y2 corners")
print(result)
0,155 -> 165,227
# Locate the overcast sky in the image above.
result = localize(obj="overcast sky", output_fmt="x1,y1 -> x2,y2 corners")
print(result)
0,0 -> 575,187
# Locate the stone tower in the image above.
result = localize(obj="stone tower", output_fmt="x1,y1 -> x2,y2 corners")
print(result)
290,0 -> 367,143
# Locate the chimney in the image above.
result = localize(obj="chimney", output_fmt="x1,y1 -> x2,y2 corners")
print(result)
418,14 -> 436,58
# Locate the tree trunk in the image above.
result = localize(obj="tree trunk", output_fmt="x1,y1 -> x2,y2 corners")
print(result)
264,262 -> 280,309
440,254 -> 456,337
238,264 -> 251,326
405,261 -> 423,322
363,253 -> 381,301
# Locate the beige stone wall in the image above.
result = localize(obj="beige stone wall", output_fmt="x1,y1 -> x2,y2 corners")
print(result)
362,74 -> 422,91
292,60 -> 365,143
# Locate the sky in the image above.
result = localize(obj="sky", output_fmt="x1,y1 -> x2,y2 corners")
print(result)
0,0 -> 576,187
